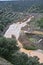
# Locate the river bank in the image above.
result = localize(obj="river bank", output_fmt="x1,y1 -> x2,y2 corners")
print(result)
4,16 -> 43,63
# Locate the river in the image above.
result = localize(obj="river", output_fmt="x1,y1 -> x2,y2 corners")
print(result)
4,16 -> 43,63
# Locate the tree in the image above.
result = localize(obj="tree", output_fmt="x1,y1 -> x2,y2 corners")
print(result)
0,37 -> 19,60
0,37 -> 43,65
37,18 -> 43,29
0,24 -> 5,31
26,56 -> 42,65
10,52 -> 29,65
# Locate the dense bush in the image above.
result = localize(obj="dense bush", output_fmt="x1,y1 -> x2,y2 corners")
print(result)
26,56 -> 43,65
10,52 -> 28,65
0,37 -> 43,65
8,52 -> 43,65
0,24 -> 5,31
23,45 -> 37,50
37,18 -> 43,29
0,37 -> 19,60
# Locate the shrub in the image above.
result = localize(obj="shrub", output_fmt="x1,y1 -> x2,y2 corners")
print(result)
23,45 -> 37,50
0,37 -> 19,60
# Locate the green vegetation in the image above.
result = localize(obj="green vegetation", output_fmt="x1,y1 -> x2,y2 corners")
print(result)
0,1 -> 43,65
0,24 -> 5,31
0,9 -> 26,33
26,56 -> 43,65
29,38 -> 38,43
23,45 -> 37,50
28,4 -> 43,13
0,37 -> 19,60
0,37 -> 43,65
0,18 -> 11,32
10,53 -> 43,65
37,18 -> 43,29
28,14 -> 43,30
0,0 -> 43,13
0,1 -> 43,33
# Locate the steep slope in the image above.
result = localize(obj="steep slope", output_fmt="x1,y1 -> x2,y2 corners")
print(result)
0,57 -> 13,65
0,0 -> 43,12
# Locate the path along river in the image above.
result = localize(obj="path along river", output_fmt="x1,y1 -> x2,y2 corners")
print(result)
4,16 -> 43,63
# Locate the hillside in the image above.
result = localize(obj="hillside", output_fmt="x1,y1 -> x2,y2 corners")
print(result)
0,57 -> 13,65
0,0 -> 43,65
0,0 -> 43,12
